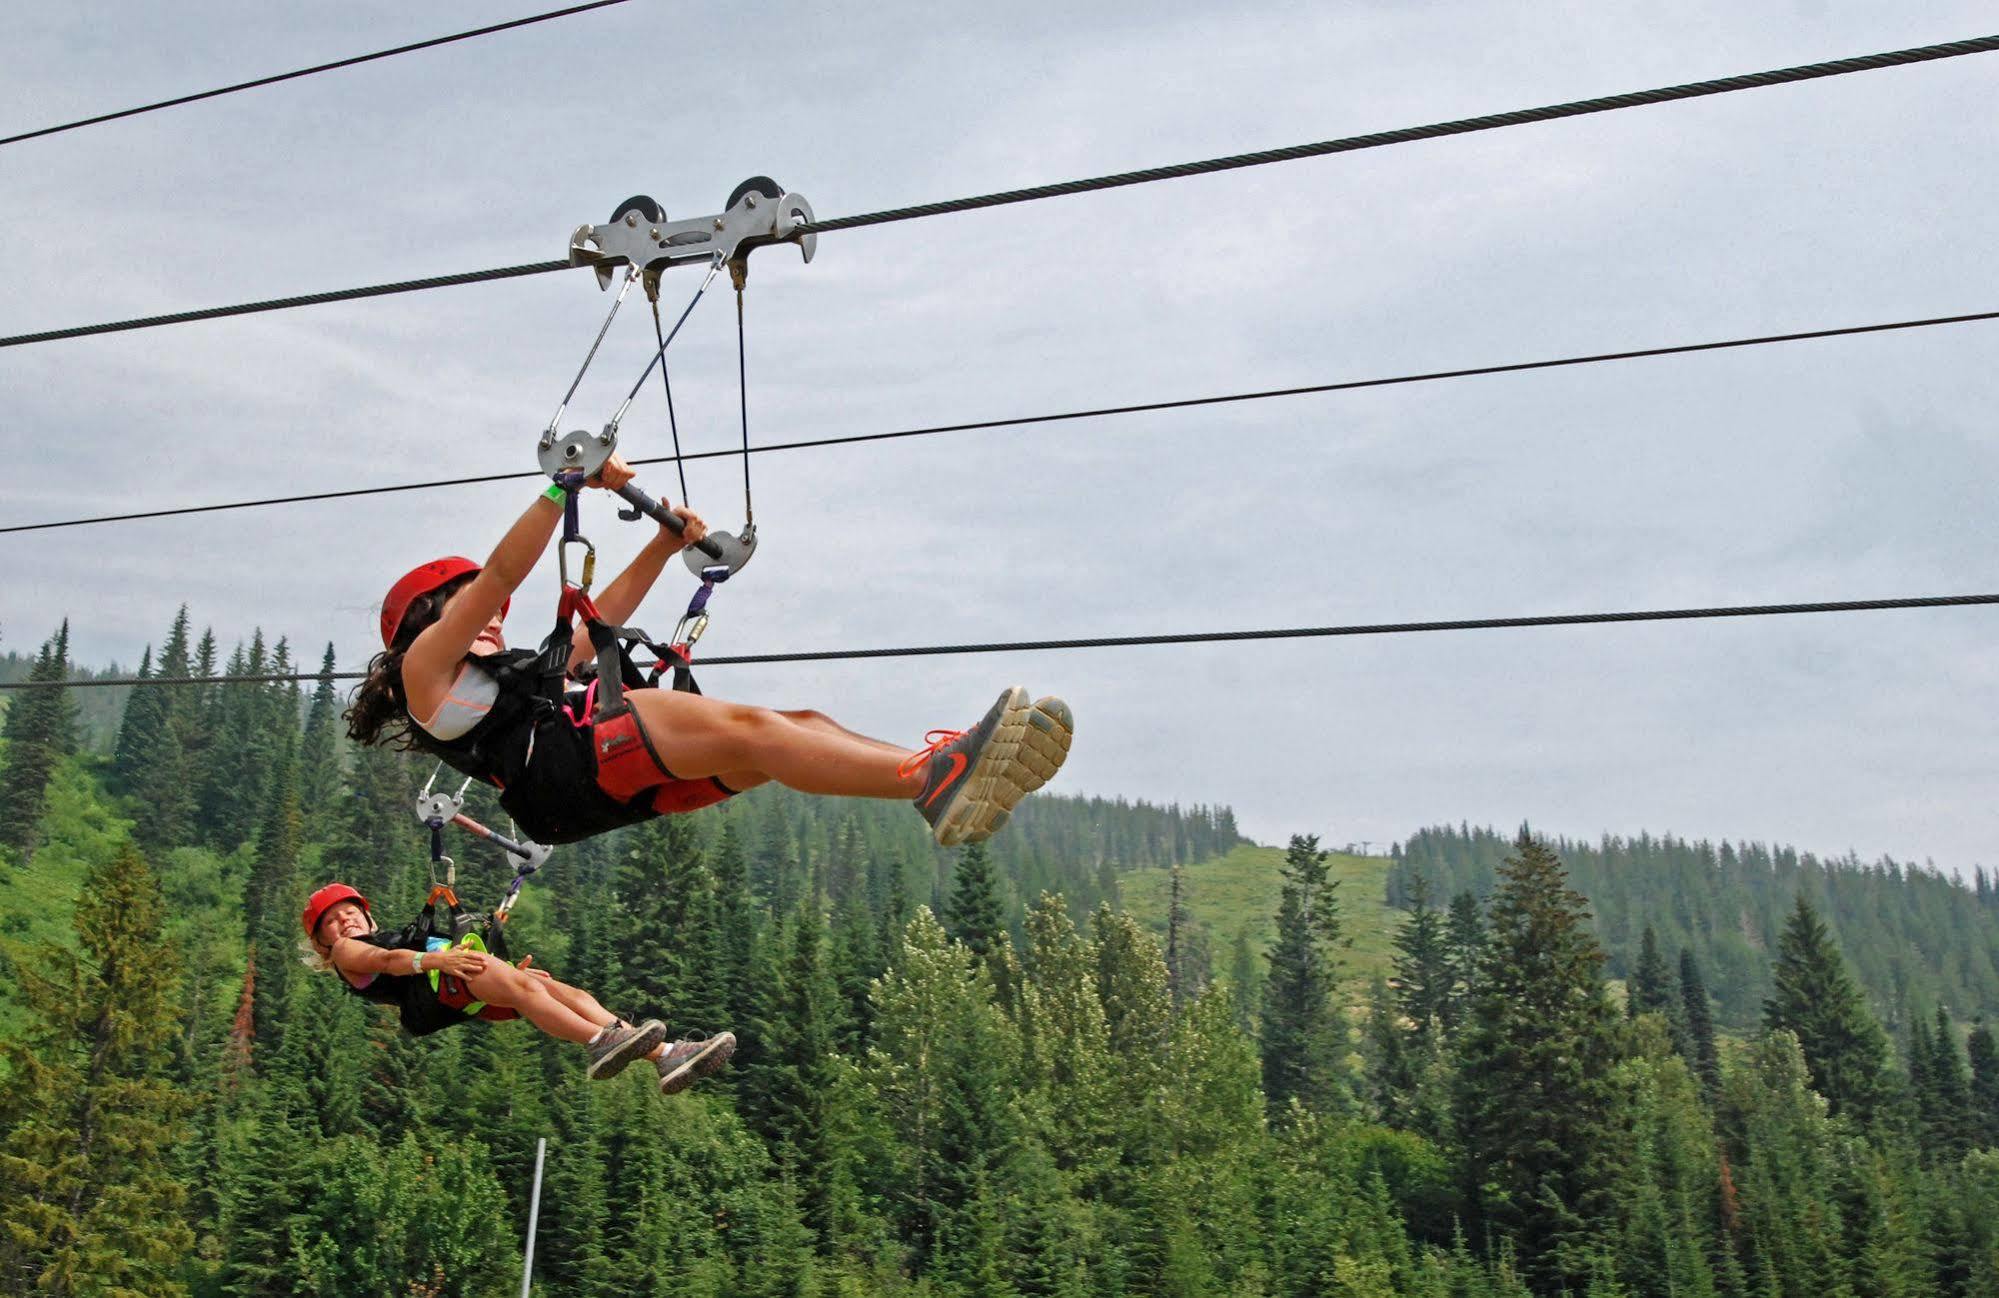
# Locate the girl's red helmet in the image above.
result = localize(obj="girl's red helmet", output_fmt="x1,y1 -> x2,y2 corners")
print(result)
379,557 -> 507,647
302,883 -> 371,939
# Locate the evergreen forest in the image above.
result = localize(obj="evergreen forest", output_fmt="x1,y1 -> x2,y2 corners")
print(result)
5,614 -> 1999,1298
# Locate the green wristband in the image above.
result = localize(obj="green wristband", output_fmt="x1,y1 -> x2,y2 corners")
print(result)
542,482 -> 567,504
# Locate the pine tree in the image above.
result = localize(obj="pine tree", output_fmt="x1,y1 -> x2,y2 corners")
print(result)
297,642 -> 343,831
1392,873 -> 1453,1039
862,908 -> 1023,1276
0,622 -> 78,858
132,608 -> 202,851
1928,1006 -> 1974,1162
1628,925 -> 1674,1019
1679,946 -> 1723,1105
0,842 -> 194,1295
1444,888 -> 1485,1031
110,643 -> 161,789
1261,833 -> 1345,1114
1764,893 -> 1891,1125
1967,1023 -> 1999,1149
1454,829 -> 1620,1294
947,841 -> 1014,1009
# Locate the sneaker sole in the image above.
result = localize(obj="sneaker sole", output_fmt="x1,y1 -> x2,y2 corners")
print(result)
658,1031 -> 737,1096
936,692 -> 1073,847
587,1019 -> 668,1080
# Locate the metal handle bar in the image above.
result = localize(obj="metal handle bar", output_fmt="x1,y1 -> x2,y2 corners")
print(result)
614,481 -> 725,560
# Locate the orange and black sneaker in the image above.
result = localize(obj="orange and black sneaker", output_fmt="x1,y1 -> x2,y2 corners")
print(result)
905,687 -> 1074,847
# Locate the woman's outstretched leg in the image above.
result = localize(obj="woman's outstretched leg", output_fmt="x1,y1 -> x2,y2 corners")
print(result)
535,974 -> 619,1030
630,690 -> 921,798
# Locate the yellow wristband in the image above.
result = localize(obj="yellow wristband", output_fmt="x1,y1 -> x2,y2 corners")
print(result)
410,950 -> 425,974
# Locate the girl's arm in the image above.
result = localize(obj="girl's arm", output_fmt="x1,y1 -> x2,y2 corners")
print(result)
404,490 -> 563,698
566,509 -> 706,673
330,938 -> 492,979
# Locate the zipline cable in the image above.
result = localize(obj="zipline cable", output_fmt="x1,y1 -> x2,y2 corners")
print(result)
4,32 -> 1994,348
793,34 -> 1999,236
5,304 -> 1996,536
0,0 -> 632,149
6,592 -> 1994,689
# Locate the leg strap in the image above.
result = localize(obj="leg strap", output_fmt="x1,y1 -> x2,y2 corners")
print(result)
592,704 -> 677,802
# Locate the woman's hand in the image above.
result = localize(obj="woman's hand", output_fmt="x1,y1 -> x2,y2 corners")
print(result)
588,454 -> 636,492
666,506 -> 707,547
432,949 -> 490,979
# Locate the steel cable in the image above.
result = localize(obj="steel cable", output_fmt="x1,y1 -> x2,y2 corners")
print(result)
6,592 -> 1994,689
5,305 -> 1995,536
4,33 -> 1993,348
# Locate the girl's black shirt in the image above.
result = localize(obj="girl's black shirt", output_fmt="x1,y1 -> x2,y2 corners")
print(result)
337,927 -> 466,1037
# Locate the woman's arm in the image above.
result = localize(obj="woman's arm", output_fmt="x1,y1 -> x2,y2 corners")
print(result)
566,515 -> 705,673
404,490 -> 563,699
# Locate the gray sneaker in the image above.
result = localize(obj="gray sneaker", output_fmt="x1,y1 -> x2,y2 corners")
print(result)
656,1032 -> 737,1095
586,1019 -> 667,1080
912,689 -> 1074,847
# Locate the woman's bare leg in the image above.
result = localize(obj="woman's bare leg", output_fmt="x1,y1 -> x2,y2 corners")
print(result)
703,711 -> 903,792
630,690 -> 923,799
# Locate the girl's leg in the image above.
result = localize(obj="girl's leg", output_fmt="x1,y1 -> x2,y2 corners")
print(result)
705,711 -> 902,792
464,963 -> 602,1044
538,976 -> 619,1030
630,690 -> 923,800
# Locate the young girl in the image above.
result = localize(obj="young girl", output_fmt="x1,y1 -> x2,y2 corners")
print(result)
344,455 -> 1073,848
301,882 -> 734,1094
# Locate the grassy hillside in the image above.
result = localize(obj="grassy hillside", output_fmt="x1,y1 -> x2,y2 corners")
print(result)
1121,843 -> 1402,994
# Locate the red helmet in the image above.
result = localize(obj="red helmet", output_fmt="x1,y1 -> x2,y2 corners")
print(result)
379,556 -> 507,647
303,883 -> 371,940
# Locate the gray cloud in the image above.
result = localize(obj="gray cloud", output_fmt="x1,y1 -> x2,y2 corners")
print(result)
3,1 -> 1994,870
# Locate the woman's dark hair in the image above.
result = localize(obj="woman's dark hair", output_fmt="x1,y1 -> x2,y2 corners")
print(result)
344,572 -> 476,748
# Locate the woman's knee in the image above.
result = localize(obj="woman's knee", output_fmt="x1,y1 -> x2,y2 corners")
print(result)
777,708 -> 832,730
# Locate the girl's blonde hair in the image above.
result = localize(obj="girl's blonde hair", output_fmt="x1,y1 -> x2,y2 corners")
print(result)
297,907 -> 379,972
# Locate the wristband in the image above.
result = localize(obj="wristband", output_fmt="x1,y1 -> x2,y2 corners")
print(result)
542,482 -> 567,504
411,951 -> 425,974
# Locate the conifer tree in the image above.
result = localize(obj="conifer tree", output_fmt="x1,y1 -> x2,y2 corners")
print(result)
297,642 -> 343,831
862,908 -> 1023,1276
1392,874 -> 1453,1039
1628,925 -> 1674,1020
744,910 -> 844,1240
1927,1006 -> 1974,1162
1444,888 -> 1485,1030
1764,893 -> 1890,1125
1261,833 -> 1345,1114
110,643 -> 160,788
0,842 -> 193,1295
947,841 -> 1014,1009
1454,829 -> 1619,1293
1968,1022 -> 1999,1149
0,621 -> 77,857
1679,946 -> 1723,1105
132,608 -> 201,850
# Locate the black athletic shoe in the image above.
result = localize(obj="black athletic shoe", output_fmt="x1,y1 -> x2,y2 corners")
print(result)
586,1018 -> 667,1080
908,688 -> 1073,847
656,1032 -> 737,1096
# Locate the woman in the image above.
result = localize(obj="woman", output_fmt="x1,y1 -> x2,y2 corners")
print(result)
344,456 -> 1073,848
301,882 -> 734,1093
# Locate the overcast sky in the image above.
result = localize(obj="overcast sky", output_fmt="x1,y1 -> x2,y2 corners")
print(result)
2,2 -> 1994,871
